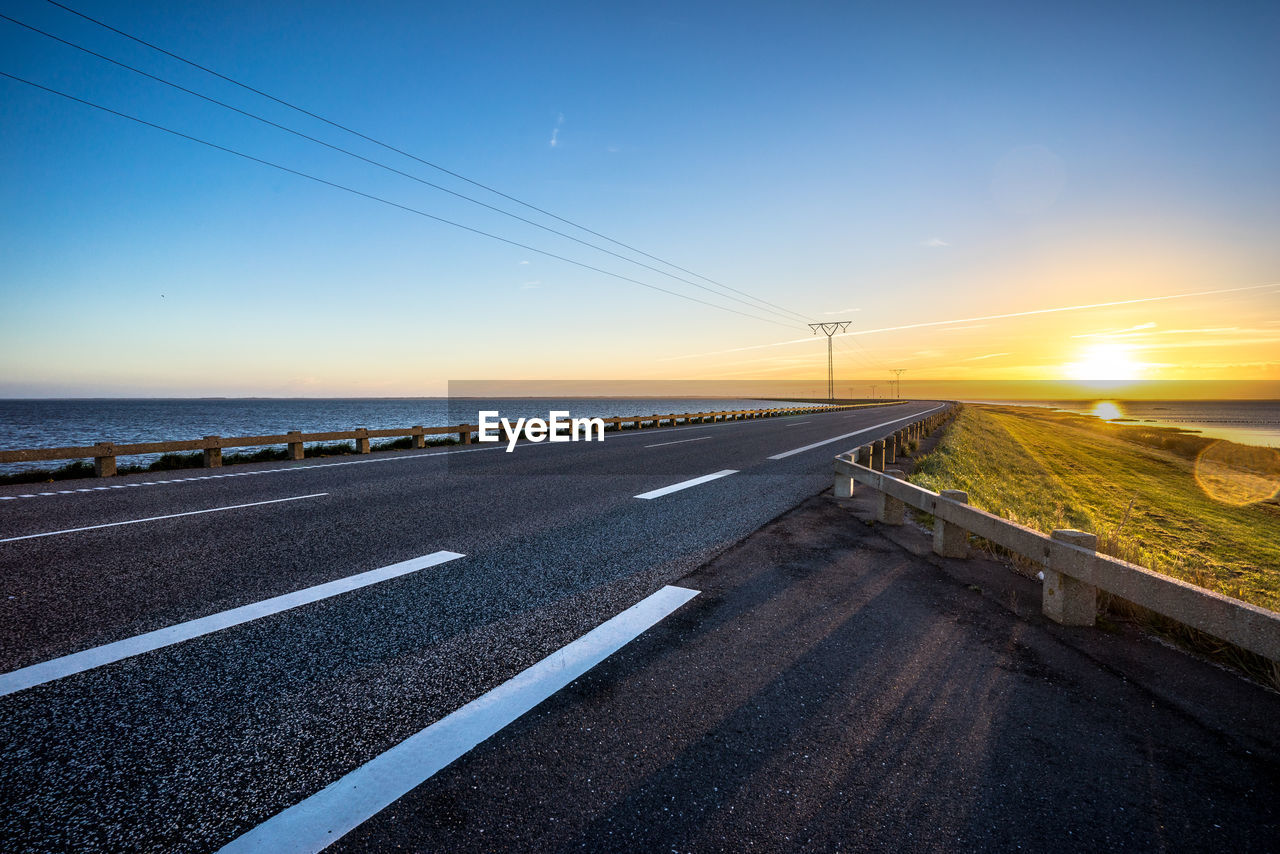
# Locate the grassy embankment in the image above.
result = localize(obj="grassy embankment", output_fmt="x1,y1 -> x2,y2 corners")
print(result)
910,404 -> 1280,613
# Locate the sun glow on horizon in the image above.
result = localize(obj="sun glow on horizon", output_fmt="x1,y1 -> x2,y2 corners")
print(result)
1090,400 -> 1125,421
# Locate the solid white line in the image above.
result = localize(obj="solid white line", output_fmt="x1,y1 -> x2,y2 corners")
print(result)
0,550 -> 465,697
633,469 -> 737,499
767,404 -> 946,460
0,493 -> 330,544
644,436 -> 713,449
784,421 -> 812,426
217,584 -> 699,854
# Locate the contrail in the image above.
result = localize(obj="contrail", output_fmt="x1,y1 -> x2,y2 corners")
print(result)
657,281 -> 1280,362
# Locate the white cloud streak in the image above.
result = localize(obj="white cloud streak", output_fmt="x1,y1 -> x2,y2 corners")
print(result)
657,282 -> 1280,363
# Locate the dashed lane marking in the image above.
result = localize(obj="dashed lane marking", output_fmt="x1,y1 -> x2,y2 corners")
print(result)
217,584 -> 699,854
633,469 -> 738,499
0,550 -> 465,697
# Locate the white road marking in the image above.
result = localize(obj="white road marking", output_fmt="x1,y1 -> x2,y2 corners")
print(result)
634,469 -> 738,499
784,421 -> 812,426
0,493 -> 329,544
218,584 -> 699,854
767,404 -> 946,460
644,436 -> 713,448
0,550 -> 465,698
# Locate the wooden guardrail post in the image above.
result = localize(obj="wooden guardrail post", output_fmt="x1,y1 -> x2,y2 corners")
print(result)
287,431 -> 305,460
355,428 -> 371,454
878,468 -> 906,525
203,436 -> 222,468
933,490 -> 970,557
1045,530 -> 1099,626
459,426 -> 472,445
411,426 -> 426,449
94,443 -> 116,477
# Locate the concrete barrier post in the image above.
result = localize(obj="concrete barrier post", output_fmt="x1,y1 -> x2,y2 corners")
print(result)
412,427 -> 426,449
886,434 -> 897,464
355,429 -> 371,454
93,442 -> 116,477
1044,530 -> 1099,626
833,453 -> 855,498
877,468 -> 906,524
871,440 -> 885,471
203,436 -> 222,468
933,490 -> 969,558
287,431 -> 305,460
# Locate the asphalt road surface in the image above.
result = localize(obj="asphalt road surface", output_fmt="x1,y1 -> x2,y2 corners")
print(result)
0,401 -> 941,852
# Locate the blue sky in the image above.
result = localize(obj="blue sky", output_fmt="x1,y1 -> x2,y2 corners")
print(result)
1,0 -> 1277,395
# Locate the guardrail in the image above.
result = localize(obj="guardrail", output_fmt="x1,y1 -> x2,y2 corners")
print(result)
833,405 -> 1280,664
0,401 -> 901,478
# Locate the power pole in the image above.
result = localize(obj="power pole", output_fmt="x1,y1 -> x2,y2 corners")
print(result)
809,322 -> 851,402
890,369 -> 906,399
869,384 -> 878,399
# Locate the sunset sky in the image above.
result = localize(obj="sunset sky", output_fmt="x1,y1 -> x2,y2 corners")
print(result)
1,1 -> 1277,398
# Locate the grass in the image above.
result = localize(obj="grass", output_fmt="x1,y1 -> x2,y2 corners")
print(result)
910,404 -> 1280,613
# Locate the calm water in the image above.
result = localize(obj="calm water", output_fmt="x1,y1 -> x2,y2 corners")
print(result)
974,399 -> 1280,448
0,398 -> 814,472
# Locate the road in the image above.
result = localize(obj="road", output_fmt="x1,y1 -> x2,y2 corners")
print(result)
0,400 -> 939,852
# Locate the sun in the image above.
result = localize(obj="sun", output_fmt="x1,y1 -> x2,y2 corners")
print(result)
1064,343 -> 1143,382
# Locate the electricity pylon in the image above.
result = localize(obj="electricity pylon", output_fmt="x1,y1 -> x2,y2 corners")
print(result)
890,369 -> 906,398
809,322 -> 851,401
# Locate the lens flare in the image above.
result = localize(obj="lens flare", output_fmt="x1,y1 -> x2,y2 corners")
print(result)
1193,441 -> 1280,506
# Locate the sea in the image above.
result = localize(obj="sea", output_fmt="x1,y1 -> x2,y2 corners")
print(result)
0,397 -> 811,473
1,397 -> 1276,474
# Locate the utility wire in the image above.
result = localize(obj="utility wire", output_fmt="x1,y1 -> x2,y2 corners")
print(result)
834,332 -> 889,371
2,12 -> 810,327
831,337 -> 885,373
0,69 -> 798,330
40,0 -> 814,324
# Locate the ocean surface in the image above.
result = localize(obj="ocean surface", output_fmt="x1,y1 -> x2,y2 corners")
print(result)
0,398 -> 812,472
972,399 -> 1280,448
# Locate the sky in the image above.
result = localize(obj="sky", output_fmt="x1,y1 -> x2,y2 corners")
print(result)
1,0 -> 1277,398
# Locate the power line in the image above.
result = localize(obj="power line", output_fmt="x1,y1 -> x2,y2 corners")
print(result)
1,11 -> 811,328
40,0 -> 814,325
0,69 -> 800,330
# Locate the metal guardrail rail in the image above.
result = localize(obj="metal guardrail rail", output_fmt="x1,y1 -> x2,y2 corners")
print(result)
0,401 -> 900,477
834,405 -> 1280,664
